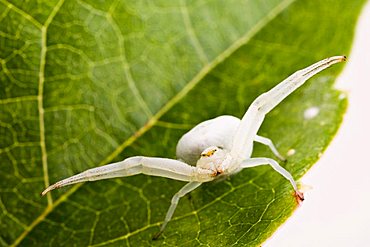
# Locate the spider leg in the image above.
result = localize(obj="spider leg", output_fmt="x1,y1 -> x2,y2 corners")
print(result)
42,157 -> 213,195
231,56 -> 346,159
240,157 -> 303,200
153,181 -> 202,240
254,135 -> 285,161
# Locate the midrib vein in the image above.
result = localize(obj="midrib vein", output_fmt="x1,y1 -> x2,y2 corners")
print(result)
12,0 -> 295,245
38,25 -> 52,206
38,0 -> 64,208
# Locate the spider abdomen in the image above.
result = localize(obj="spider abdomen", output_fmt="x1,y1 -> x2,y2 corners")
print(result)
176,115 -> 240,166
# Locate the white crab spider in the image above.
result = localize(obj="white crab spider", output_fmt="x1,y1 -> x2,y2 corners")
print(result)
42,56 -> 346,239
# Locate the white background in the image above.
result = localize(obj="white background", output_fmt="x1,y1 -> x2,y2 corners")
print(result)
265,1 -> 370,246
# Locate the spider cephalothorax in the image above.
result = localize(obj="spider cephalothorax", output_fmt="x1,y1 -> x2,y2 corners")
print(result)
196,146 -> 233,176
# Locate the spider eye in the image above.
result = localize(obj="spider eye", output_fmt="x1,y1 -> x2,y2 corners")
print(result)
201,148 -> 217,157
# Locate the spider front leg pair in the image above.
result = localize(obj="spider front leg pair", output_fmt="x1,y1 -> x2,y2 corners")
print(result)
42,56 -> 346,239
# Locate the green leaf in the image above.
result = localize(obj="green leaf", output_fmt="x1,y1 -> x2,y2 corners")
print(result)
0,0 -> 365,246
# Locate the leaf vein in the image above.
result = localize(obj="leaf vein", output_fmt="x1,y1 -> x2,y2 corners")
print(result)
180,0 -> 209,65
231,189 -> 276,246
0,0 -> 42,29
107,1 -> 154,118
0,95 -> 38,105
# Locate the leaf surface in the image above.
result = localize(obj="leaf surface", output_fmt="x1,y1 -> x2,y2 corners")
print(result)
0,0 -> 365,246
